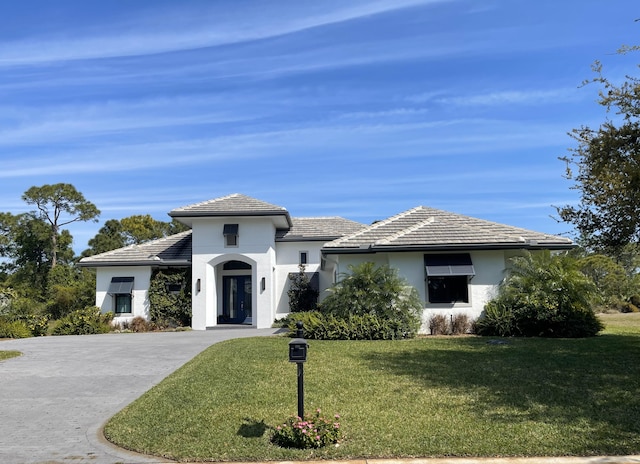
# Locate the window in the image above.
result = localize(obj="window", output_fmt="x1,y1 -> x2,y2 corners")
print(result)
108,277 -> 134,314
427,276 -> 469,303
299,251 -> 308,265
167,283 -> 182,295
115,294 -> 132,314
223,224 -> 239,247
424,254 -> 474,304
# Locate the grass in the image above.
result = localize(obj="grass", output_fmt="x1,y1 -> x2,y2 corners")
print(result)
0,350 -> 21,361
105,314 -> 640,461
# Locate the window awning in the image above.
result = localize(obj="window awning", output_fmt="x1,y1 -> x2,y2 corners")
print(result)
425,253 -> 475,276
223,224 -> 238,235
108,277 -> 134,294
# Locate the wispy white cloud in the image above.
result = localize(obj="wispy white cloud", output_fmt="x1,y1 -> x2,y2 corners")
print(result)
436,88 -> 582,107
0,0 -> 452,66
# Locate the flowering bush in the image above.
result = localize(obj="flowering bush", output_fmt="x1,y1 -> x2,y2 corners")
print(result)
271,409 -> 341,449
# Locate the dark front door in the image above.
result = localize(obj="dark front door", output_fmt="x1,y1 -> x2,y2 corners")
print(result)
222,275 -> 252,323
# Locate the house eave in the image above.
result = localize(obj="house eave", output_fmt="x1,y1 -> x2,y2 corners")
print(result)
321,242 -> 576,254
169,211 -> 293,228
276,236 -> 342,242
78,259 -> 192,268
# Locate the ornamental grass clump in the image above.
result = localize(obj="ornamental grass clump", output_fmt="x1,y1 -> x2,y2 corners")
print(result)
271,409 -> 341,449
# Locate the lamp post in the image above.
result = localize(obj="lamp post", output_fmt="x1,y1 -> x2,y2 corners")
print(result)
288,321 -> 308,419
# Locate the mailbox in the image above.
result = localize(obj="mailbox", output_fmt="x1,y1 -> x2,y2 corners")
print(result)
289,338 -> 308,363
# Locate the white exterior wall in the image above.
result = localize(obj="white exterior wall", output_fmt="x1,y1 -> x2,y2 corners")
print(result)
190,217 -> 278,330
95,266 -> 152,325
332,250 -> 508,333
274,241 -> 325,318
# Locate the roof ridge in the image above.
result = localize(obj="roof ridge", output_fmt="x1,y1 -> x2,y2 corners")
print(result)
329,206 -> 422,246
376,216 -> 435,245
171,194 -> 235,212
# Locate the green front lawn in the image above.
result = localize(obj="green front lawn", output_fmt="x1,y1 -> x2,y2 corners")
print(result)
105,315 -> 640,461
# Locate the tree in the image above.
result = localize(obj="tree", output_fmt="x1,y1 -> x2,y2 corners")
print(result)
558,48 -> 640,255
82,219 -> 125,257
22,184 -> 99,267
476,251 -> 603,338
287,265 -> 319,312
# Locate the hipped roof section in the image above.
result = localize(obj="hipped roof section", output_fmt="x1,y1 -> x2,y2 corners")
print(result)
322,206 -> 574,253
169,193 -> 293,228
79,230 -> 193,267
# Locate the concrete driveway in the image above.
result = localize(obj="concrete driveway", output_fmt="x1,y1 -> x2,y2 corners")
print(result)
0,328 -> 281,464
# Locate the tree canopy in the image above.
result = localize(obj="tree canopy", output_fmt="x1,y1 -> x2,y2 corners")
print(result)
558,48 -> 640,255
22,183 -> 99,266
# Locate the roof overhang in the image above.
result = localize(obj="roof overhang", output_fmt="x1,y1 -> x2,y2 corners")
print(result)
321,242 -> 576,254
169,211 -> 293,229
78,259 -> 191,268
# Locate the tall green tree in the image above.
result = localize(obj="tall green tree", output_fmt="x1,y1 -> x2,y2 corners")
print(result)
22,184 -> 99,267
4,214 -> 75,297
558,47 -> 640,255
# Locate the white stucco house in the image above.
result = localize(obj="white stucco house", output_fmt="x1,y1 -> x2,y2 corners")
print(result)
79,193 -> 574,331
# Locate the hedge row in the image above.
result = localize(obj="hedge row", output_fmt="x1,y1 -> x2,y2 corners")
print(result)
286,311 -> 414,340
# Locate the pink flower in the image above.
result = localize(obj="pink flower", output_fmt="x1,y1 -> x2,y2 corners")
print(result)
276,426 -> 282,431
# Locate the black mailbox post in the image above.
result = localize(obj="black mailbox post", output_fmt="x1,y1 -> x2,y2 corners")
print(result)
289,338 -> 308,363
288,322 -> 308,418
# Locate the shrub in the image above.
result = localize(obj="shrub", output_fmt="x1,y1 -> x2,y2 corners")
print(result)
0,319 -> 32,338
451,314 -> 472,334
287,265 -> 319,312
51,306 -> 113,335
287,311 -> 410,340
620,301 -> 640,313
475,300 -> 517,337
429,314 -> 449,335
476,251 -> 603,338
271,409 -> 341,449
320,262 -> 422,338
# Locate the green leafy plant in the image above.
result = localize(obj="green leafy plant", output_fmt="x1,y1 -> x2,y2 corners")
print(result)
476,251 -> 603,337
319,262 -> 422,338
0,319 -> 32,338
271,409 -> 341,449
51,306 -> 113,335
148,269 -> 191,327
287,265 -> 319,312
287,311 -> 409,340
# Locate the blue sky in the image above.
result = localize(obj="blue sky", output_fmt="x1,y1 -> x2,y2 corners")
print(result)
0,0 -> 637,254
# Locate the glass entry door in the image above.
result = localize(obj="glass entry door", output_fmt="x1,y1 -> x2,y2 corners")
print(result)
222,275 -> 252,323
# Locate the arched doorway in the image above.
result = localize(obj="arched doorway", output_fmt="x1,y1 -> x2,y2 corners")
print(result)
219,260 -> 252,324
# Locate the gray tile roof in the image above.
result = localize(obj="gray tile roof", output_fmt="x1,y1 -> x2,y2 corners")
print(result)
322,206 -> 574,252
79,230 -> 192,267
169,193 -> 290,218
276,217 -> 367,241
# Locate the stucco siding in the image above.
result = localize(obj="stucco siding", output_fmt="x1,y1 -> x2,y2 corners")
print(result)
274,241 -> 324,317
331,250 -> 508,333
95,266 -> 152,325
190,217 -> 278,329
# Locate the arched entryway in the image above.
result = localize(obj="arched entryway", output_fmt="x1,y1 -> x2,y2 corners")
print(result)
218,260 -> 253,324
